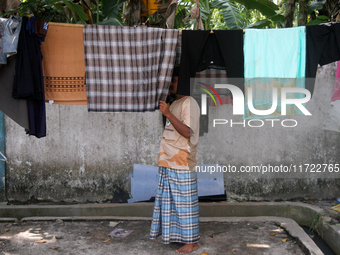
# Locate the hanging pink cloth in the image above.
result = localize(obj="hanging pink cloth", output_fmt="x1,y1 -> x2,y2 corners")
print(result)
331,61 -> 340,101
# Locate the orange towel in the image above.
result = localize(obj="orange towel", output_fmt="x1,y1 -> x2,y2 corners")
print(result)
41,22 -> 87,105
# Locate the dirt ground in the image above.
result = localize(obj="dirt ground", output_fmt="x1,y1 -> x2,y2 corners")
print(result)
0,220 -> 305,255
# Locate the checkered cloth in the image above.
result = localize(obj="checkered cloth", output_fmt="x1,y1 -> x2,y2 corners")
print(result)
83,26 -> 178,112
150,167 -> 200,244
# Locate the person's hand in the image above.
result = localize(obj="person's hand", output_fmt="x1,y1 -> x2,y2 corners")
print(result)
159,101 -> 171,117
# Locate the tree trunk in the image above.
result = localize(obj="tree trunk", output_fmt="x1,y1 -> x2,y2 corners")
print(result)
285,0 -> 296,27
298,0 -> 307,26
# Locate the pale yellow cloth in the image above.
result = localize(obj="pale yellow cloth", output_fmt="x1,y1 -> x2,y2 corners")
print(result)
41,23 -> 87,105
331,204 -> 340,213
158,96 -> 200,171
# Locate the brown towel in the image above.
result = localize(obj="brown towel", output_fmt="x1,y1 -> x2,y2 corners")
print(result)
41,22 -> 86,105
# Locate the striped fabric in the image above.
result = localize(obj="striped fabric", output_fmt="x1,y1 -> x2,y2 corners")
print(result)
150,167 -> 200,244
83,25 -> 178,112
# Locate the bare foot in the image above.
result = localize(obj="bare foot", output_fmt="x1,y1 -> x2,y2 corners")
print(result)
175,243 -> 198,254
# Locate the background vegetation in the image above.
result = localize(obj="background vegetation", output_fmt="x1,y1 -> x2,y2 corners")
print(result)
0,0 -> 338,28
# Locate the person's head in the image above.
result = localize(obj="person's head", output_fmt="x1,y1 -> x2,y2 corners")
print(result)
169,67 -> 179,95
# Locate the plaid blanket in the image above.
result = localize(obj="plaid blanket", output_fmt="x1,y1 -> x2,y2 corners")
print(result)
83,25 -> 178,112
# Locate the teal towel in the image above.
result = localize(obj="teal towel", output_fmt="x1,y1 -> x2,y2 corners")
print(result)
244,27 -> 306,78
243,27 -> 306,119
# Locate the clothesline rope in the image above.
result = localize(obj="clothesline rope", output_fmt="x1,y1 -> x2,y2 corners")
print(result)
179,29 -> 246,33
0,151 -> 6,162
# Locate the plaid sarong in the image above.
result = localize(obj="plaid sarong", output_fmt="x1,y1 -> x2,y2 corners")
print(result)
150,167 -> 199,244
83,26 -> 178,112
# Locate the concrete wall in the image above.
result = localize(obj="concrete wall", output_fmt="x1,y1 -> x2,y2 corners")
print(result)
5,62 -> 340,203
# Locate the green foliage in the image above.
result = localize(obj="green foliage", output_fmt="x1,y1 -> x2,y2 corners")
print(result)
234,0 -> 279,17
95,0 -> 127,26
174,7 -> 188,29
309,213 -> 322,233
1,0 -> 66,22
176,0 -> 283,30
220,2 -> 243,29
307,0 -> 327,14
246,19 -> 271,28
306,14 -> 329,24
61,0 -> 89,23
0,0 -> 91,24
101,0 -> 126,19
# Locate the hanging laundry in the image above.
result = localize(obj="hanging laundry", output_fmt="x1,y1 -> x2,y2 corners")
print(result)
0,55 -> 29,130
34,18 -> 48,38
41,23 -> 86,105
195,68 -> 233,106
177,30 -> 244,96
14,16 -> 47,138
12,16 -> 43,100
194,68 -> 233,136
175,32 -> 181,67
0,19 -> 6,64
175,32 -> 235,136
331,61 -> 340,102
306,23 -> 340,96
2,16 -> 21,56
243,27 -> 306,119
83,25 -> 178,112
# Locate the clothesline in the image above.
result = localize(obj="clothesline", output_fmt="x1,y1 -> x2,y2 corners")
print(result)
48,23 -> 245,33
179,29 -> 246,33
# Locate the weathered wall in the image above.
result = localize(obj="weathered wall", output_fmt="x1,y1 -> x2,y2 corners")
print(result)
197,62 -> 340,201
5,63 -> 340,203
5,108 -> 163,203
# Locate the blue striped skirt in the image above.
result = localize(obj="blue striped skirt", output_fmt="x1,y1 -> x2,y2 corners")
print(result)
149,167 -> 200,244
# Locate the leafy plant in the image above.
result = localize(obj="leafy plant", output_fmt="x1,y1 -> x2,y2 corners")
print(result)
1,0 -> 89,24
97,0 -> 127,26
1,0 -> 65,22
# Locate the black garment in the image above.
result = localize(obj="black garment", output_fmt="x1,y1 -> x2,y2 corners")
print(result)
26,43 -> 46,138
13,16 -> 46,138
306,23 -> 340,96
177,30 -> 244,96
12,16 -> 43,100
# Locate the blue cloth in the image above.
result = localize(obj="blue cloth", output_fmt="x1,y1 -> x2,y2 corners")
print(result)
244,27 -> 306,78
243,27 -> 306,119
3,16 -> 22,55
150,167 -> 199,244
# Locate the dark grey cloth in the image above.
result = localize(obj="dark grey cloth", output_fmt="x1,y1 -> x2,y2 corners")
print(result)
0,55 -> 29,129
